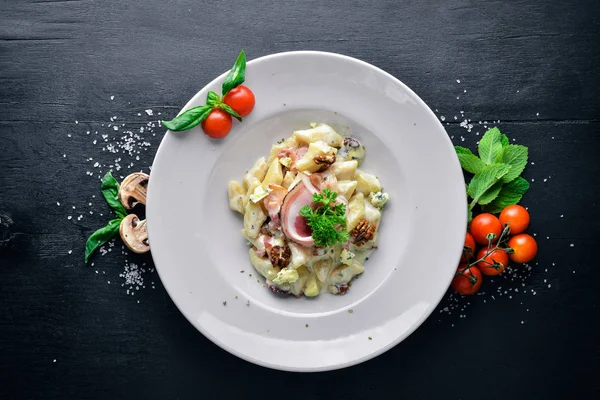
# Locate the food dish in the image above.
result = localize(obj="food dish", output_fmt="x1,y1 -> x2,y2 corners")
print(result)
228,123 -> 389,298
147,51 -> 466,371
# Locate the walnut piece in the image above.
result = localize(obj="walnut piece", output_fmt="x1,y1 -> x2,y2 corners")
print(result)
270,244 -> 291,268
350,219 -> 376,245
314,154 -> 336,167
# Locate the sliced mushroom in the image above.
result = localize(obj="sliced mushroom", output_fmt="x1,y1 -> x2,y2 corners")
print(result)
119,172 -> 149,210
119,214 -> 149,253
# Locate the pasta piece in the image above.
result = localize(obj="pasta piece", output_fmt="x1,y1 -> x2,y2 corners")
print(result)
266,137 -> 299,165
228,180 -> 245,214
261,157 -> 284,187
293,123 -> 343,147
281,170 -> 296,190
295,141 -> 337,173
337,180 -> 358,200
249,249 -> 278,281
242,177 -> 261,210
329,261 -> 365,285
364,199 -> 382,228
303,272 -> 320,297
243,157 -> 268,190
331,160 -> 358,180
355,169 -> 382,194
243,201 -> 267,239
288,242 -> 310,268
313,259 -> 333,283
290,266 -> 310,296
346,192 -> 365,232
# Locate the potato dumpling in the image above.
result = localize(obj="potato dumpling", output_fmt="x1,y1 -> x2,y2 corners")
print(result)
293,123 -> 343,147
346,192 -> 365,232
261,157 -> 284,188
329,262 -> 365,285
228,180 -> 245,214
336,180 -> 358,200
243,157 -> 268,190
355,169 -> 382,194
295,141 -> 337,173
243,201 -> 267,238
303,272 -> 320,297
249,249 -> 278,281
331,160 -> 358,180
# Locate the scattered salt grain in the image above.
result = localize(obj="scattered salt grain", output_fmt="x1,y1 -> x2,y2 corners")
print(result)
145,109 -> 153,116
110,96 -> 114,100
456,79 -> 461,83
56,202 -> 60,206
68,250 -> 72,254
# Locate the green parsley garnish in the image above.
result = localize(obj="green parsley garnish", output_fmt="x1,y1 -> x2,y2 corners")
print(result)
300,189 -> 349,247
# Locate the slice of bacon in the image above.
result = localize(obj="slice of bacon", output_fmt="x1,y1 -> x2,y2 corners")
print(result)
263,184 -> 288,228
280,182 -> 315,247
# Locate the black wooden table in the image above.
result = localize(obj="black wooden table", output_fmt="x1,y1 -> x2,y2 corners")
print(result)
1,1 -> 598,398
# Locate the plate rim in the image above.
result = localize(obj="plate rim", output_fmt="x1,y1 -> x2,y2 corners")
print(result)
147,50 -> 466,372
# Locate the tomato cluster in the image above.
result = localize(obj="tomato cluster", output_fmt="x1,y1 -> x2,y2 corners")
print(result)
452,205 -> 538,295
203,85 -> 255,138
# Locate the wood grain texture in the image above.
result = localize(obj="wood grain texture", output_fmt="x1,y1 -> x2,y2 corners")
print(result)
1,0 -> 599,399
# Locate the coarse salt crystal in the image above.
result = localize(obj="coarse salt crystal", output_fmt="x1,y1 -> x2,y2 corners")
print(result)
145,109 -> 153,116
110,96 -> 114,100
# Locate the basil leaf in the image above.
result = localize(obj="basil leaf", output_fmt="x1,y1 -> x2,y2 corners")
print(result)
484,177 -> 530,214
219,103 -> 242,122
206,91 -> 221,106
101,172 -> 128,218
222,50 -> 246,96
467,163 -> 510,206
499,144 -> 528,183
500,134 -> 510,147
455,146 -> 485,174
162,105 -> 212,132
84,218 -> 121,263
478,127 -> 503,165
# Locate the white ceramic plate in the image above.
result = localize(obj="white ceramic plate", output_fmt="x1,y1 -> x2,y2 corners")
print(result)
147,51 -> 466,372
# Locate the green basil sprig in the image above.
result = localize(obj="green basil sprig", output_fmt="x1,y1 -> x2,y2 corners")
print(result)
455,127 -> 530,221
222,50 -> 246,96
161,50 -> 247,132
84,172 -> 128,263
84,219 -> 121,263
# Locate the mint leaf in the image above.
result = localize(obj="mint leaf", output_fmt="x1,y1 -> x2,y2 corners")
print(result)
500,134 -> 509,147
162,105 -> 212,132
101,172 -> 128,218
84,219 -> 121,263
455,146 -> 485,174
222,50 -> 246,96
206,91 -> 221,106
467,163 -> 510,207
478,127 -> 503,165
499,144 -> 528,183
484,177 -> 530,213
477,181 -> 503,205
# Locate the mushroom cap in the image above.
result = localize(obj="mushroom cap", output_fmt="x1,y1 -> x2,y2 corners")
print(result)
119,214 -> 149,254
119,172 -> 149,210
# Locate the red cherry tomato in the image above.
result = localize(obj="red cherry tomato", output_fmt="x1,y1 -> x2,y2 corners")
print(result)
476,248 -> 508,276
470,213 -> 503,245
451,264 -> 483,295
201,108 -> 232,138
499,205 -> 530,235
461,232 -> 476,263
507,233 -> 538,263
223,85 -> 255,117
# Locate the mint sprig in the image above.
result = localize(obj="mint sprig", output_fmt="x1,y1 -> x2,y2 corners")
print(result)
455,127 -> 530,220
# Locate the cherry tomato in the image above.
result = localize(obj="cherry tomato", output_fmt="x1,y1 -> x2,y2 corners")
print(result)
499,205 -> 530,235
476,248 -> 508,276
507,233 -> 538,263
451,264 -> 483,295
223,85 -> 255,117
201,108 -> 232,138
461,232 -> 476,263
470,213 -> 503,245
